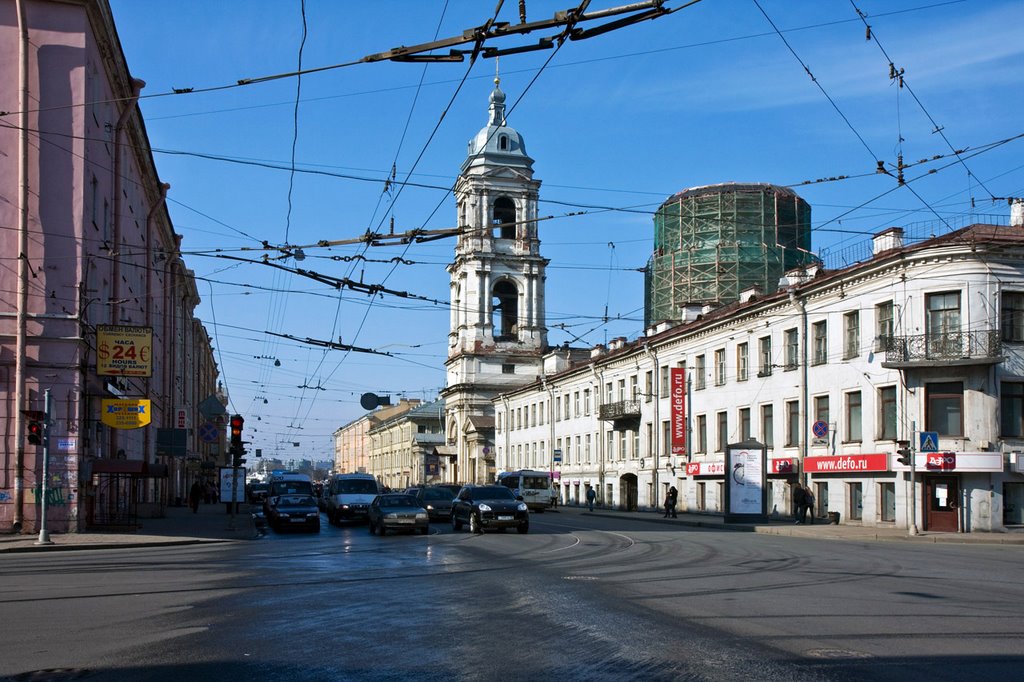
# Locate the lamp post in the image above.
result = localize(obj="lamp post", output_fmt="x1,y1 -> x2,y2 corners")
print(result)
35,389 -> 53,545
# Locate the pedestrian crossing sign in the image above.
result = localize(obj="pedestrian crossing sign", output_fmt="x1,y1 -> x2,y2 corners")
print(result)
919,431 -> 939,452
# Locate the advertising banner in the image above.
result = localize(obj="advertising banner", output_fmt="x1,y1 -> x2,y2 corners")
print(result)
219,467 -> 246,503
97,325 -> 153,377
670,367 -> 686,455
724,441 -> 767,522
685,460 -> 725,477
100,399 -> 152,429
804,453 -> 888,474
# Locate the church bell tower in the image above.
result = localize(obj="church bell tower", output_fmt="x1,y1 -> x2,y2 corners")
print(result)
442,77 -> 548,483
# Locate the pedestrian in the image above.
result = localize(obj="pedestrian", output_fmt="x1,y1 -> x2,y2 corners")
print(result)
551,485 -> 559,509
805,486 -> 815,525
188,480 -> 203,514
586,486 -> 596,512
663,485 -> 678,518
203,481 -> 213,505
792,482 -> 807,524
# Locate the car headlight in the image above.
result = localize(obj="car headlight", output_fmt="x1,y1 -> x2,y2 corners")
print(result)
416,512 -> 428,520
517,502 -> 528,512
384,513 -> 398,520
426,504 -> 434,510
477,503 -> 492,512
341,504 -> 350,509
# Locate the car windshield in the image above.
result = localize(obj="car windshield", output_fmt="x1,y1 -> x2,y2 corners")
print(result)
523,476 -> 549,489
380,495 -> 417,507
271,481 -> 313,496
337,479 -> 378,494
471,486 -> 515,501
423,488 -> 454,501
279,495 -> 316,506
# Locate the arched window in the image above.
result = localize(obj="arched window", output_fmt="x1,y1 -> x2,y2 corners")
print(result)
492,280 -> 519,341
499,135 -> 508,151
492,197 -> 516,240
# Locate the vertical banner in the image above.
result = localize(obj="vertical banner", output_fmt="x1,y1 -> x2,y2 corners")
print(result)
670,367 -> 686,455
724,440 -> 767,522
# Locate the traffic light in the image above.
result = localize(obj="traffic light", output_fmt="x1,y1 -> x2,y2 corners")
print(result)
896,440 -> 912,465
229,414 -> 244,449
27,418 -> 43,446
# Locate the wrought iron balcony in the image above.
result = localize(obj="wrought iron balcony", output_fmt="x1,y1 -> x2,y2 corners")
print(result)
599,400 -> 641,422
881,330 -> 1003,369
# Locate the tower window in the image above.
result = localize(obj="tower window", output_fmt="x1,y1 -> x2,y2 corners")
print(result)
499,135 -> 508,151
493,197 -> 516,240
492,280 -> 519,341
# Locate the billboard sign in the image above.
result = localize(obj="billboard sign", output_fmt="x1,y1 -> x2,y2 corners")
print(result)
670,368 -> 686,455
100,399 -> 152,430
97,325 -> 153,377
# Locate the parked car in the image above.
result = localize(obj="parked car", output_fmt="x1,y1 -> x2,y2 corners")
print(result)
434,484 -> 462,499
246,482 -> 269,504
367,494 -> 429,536
404,487 -> 421,497
451,485 -> 529,534
265,494 -> 321,532
415,485 -> 457,522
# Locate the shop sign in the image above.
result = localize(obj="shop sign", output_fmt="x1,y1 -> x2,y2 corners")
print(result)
100,399 -> 152,430
685,460 -> 725,477
926,452 -> 956,471
893,451 -> 1001,473
670,368 -> 686,455
97,325 -> 153,377
770,458 -> 795,474
804,453 -> 888,474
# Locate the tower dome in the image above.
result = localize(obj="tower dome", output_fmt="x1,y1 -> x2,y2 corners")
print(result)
463,77 -> 534,174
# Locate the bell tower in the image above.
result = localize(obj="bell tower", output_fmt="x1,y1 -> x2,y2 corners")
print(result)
442,77 -> 548,484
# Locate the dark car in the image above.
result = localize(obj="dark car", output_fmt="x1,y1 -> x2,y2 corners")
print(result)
367,494 -> 429,536
451,485 -> 529,534
265,494 -> 321,532
246,482 -> 270,504
434,484 -> 462,499
415,485 -> 457,522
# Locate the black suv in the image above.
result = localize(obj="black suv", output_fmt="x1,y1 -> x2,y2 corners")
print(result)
451,485 -> 529,534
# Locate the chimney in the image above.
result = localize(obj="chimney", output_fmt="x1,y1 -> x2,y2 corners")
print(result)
872,227 -> 904,256
1012,199 -> 1024,227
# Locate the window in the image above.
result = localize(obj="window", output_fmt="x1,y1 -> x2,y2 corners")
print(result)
843,311 -> 860,359
619,431 -> 627,460
879,385 -> 897,440
814,395 -> 829,426
926,291 -> 961,357
1001,382 -> 1024,437
849,482 -> 863,521
493,196 -> 516,239
696,415 -> 707,454
786,400 -> 800,447
695,355 -> 706,390
583,389 -> 591,415
539,400 -> 545,426
879,482 -> 896,522
555,396 -> 561,421
617,379 -> 626,401
758,336 -> 772,377
739,407 -> 751,441
926,381 -> 963,437
498,134 -> 508,151
761,404 -> 774,449
1002,292 -> 1024,342
737,343 -> 748,382
530,404 -> 537,427
644,370 -> 653,402
575,436 -> 582,464
660,366 -> 670,395
784,329 -> 798,370
714,349 -> 726,386
812,321 -> 828,365
716,411 -> 728,452
497,411 -> 503,433
605,382 -> 613,404
875,300 -> 894,350
585,434 -> 592,464
573,392 -> 580,417
630,375 -> 639,401
563,395 -> 570,420
845,391 -> 862,443
646,423 -> 653,460
661,420 -> 670,456
607,431 -> 614,461
633,429 -> 640,459
492,280 -> 519,340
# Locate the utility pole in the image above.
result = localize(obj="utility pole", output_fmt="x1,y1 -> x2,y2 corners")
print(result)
35,389 -> 53,546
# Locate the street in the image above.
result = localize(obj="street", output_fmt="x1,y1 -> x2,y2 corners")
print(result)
2,510 -> 1023,681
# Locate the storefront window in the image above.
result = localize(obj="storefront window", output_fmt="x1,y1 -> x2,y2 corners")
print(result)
849,482 -> 863,520
879,482 -> 895,522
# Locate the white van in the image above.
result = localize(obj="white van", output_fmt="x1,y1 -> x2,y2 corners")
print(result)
325,473 -> 380,525
496,470 -> 553,512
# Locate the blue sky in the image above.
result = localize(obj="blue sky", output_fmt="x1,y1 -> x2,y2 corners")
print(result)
107,0 -> 1024,463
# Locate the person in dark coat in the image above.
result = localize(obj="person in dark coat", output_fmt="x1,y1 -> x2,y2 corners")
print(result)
586,486 -> 597,511
792,483 -> 807,524
663,486 -> 678,518
188,481 -> 204,514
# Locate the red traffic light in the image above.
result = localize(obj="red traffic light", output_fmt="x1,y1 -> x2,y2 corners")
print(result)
27,420 -> 42,445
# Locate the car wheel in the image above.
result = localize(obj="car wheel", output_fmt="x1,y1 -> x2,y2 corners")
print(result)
378,522 -> 386,537
517,522 -> 529,534
420,526 -> 429,536
452,513 -> 463,531
469,512 -> 481,534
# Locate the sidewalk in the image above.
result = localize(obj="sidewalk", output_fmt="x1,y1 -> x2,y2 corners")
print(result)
0,500 -> 258,554
571,504 -> 1024,545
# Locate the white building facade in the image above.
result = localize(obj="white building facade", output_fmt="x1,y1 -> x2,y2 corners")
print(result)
495,223 -> 1024,533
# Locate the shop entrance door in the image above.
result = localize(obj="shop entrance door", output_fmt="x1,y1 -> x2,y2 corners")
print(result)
924,475 -> 959,532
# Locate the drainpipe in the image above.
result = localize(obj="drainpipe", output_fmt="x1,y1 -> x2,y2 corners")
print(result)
13,0 -> 30,532
143,183 -> 169,501
789,289 -> 809,484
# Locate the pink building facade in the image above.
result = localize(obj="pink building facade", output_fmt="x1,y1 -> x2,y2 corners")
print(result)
0,0 -> 219,533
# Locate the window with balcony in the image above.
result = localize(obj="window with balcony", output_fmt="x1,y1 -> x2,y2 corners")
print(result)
845,391 -> 862,443
1002,292 -> 1024,342
843,311 -> 860,359
1001,382 -> 1024,437
812,321 -> 828,365
879,385 -> 897,440
926,291 -> 961,357
695,355 -> 706,390
737,343 -> 749,382
784,329 -> 798,370
714,349 -> 726,386
926,381 -> 963,437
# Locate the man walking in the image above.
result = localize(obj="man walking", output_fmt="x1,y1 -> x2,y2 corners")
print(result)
586,486 -> 596,512
663,486 -> 678,518
792,482 -> 807,524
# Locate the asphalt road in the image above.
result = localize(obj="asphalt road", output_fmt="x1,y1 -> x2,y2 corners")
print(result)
2,511 -> 1022,681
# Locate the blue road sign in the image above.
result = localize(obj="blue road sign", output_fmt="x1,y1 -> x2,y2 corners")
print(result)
919,431 -> 939,452
812,420 -> 829,439
198,421 -> 219,443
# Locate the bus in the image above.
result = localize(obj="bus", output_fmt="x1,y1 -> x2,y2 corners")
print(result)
496,470 -> 554,512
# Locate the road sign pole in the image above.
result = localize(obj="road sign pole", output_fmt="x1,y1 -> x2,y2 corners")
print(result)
909,421 -> 919,536
35,389 -> 53,545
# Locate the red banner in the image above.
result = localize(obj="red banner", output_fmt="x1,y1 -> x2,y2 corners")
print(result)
670,367 -> 686,455
803,454 -> 888,473
926,452 -> 956,470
